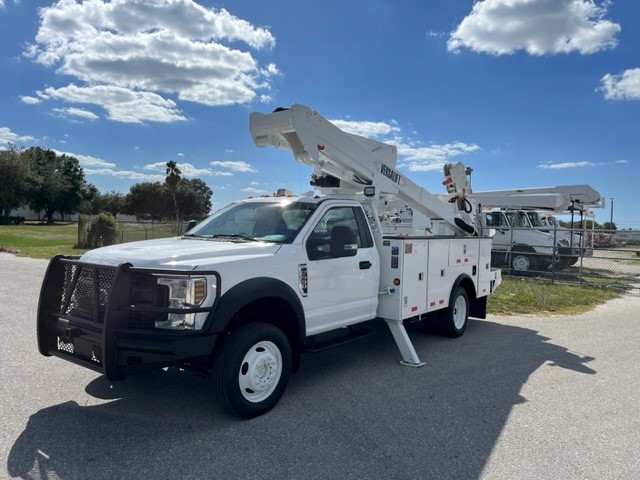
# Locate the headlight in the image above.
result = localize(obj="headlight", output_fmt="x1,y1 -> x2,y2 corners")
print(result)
155,277 -> 207,330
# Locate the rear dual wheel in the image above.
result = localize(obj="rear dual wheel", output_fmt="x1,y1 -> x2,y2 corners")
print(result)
439,287 -> 469,338
422,287 -> 469,338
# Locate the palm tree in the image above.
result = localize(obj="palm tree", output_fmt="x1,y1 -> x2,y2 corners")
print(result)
165,161 -> 182,232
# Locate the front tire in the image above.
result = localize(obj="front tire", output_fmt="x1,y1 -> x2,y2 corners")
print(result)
439,287 -> 469,338
213,322 -> 292,418
511,252 -> 537,273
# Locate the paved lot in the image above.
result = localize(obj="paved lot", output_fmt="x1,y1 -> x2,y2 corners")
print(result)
1,252 -> 639,479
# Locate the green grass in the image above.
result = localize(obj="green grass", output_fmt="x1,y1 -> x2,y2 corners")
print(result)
0,221 -> 177,258
0,223 -> 88,258
488,277 -> 620,316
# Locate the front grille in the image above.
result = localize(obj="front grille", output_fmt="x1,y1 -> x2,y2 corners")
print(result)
129,272 -> 169,328
61,263 -> 116,324
58,266 -> 170,329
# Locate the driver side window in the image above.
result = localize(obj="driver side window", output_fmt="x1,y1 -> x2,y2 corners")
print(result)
306,206 -> 368,260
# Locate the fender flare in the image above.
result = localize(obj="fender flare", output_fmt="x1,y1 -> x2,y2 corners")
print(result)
449,274 -> 476,305
206,277 -> 306,349
450,273 -> 486,319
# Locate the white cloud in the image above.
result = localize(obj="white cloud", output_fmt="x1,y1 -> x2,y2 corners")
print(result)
242,186 -> 269,194
51,149 -> 115,168
43,84 -> 185,123
24,0 -> 277,123
397,142 -> 480,171
539,159 -> 633,169
211,160 -> 257,172
448,0 -> 620,55
53,107 -> 99,121
330,117 -> 479,171
85,167 -> 164,182
48,149 -> 161,180
20,95 -> 41,105
600,68 -> 640,100
143,161 -> 233,177
331,119 -> 401,138
539,161 -> 594,169
0,126 -> 35,145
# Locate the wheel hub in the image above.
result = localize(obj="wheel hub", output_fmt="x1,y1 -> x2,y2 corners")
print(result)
238,340 -> 283,403
513,255 -> 530,271
249,352 -> 278,391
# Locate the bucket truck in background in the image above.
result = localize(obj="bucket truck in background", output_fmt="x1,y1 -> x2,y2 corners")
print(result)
469,184 -> 602,272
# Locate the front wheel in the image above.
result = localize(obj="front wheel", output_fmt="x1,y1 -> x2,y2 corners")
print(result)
511,252 -> 537,273
213,322 -> 292,418
439,287 -> 469,338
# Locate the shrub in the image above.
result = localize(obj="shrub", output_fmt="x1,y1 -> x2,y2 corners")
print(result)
87,213 -> 120,248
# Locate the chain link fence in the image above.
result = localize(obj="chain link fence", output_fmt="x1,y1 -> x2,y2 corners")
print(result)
78,220 -> 188,249
492,225 -> 640,295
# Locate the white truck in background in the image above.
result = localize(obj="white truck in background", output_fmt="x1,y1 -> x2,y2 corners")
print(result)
471,185 -> 602,272
37,104 -> 501,418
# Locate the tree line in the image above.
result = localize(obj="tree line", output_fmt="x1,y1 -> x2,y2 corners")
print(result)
0,146 -> 212,224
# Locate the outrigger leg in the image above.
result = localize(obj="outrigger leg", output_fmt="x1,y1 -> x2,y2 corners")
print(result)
384,319 -> 426,367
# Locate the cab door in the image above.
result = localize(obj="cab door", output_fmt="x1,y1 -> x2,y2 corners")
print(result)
302,205 -> 378,336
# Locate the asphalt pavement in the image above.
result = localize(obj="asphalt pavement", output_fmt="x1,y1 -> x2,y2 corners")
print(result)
1,252 -> 639,480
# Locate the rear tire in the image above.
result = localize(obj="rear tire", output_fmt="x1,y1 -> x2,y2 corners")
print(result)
213,322 -> 291,418
439,287 -> 469,338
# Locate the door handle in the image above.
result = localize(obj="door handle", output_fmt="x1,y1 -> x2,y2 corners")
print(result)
359,261 -> 372,270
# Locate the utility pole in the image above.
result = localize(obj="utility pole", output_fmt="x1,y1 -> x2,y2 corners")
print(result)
610,197 -> 615,228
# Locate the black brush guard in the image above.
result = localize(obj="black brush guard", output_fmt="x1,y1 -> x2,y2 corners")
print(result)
37,255 -> 220,381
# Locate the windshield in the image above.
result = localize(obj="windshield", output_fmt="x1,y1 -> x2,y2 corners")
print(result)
505,211 -> 531,228
527,212 -> 545,227
185,200 -> 317,243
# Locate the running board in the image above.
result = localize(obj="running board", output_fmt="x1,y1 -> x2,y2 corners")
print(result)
304,325 -> 374,353
385,319 -> 426,367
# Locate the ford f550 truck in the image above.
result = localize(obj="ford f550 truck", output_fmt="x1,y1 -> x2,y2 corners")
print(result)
37,104 -> 501,418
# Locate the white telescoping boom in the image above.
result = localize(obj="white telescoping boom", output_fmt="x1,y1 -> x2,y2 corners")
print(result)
250,104 -> 476,235
470,184 -> 603,212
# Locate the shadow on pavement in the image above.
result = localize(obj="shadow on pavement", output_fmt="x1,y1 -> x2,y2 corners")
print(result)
8,318 -> 595,480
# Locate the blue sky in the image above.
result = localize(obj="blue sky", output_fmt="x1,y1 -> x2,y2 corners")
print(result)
1,0 -> 638,227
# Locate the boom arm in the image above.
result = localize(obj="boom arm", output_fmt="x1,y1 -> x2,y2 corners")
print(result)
250,104 -> 475,235
471,184 -> 602,212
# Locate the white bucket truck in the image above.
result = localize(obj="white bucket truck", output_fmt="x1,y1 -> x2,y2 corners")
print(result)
37,104 -> 501,418
471,185 -> 601,272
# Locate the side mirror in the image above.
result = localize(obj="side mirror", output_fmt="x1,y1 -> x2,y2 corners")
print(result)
186,220 -> 198,231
